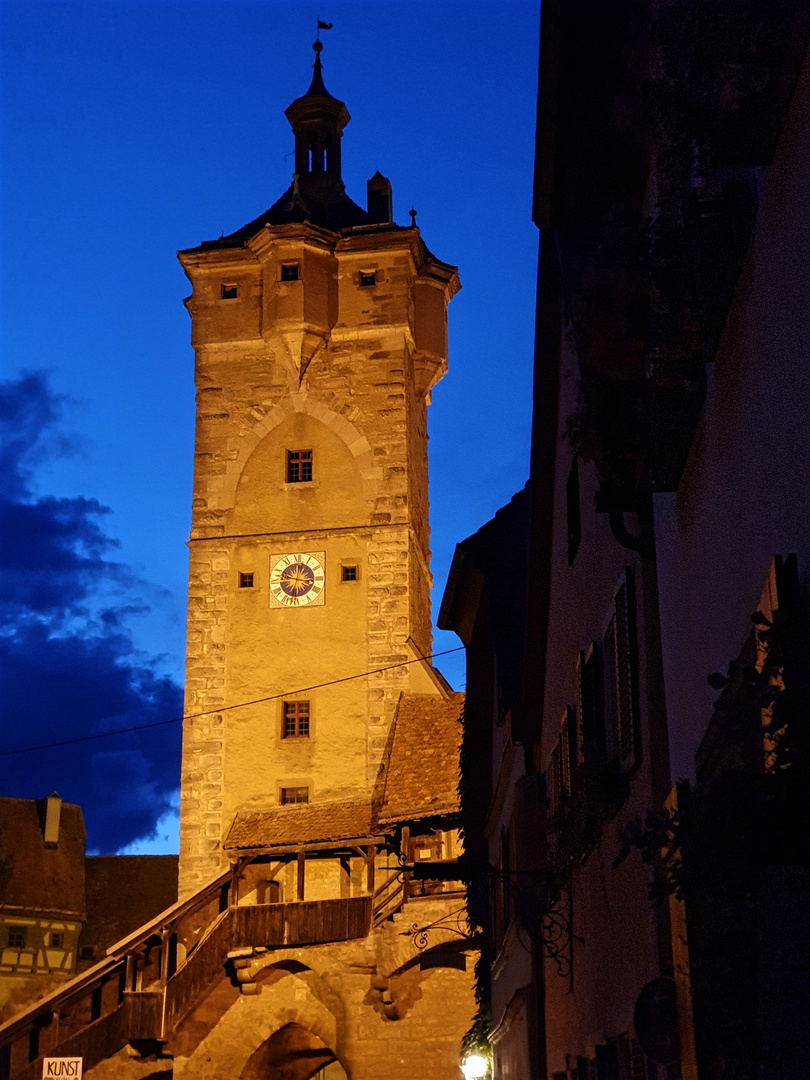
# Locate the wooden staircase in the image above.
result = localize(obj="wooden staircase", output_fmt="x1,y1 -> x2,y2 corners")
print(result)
0,867 -> 375,1080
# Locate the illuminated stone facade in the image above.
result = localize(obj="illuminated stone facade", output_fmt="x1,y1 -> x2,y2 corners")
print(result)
176,44 -> 459,898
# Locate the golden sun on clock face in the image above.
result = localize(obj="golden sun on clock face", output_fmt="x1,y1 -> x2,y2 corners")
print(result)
268,552 -> 325,608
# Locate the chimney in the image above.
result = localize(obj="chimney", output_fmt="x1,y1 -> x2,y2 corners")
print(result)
367,172 -> 392,224
43,792 -> 62,847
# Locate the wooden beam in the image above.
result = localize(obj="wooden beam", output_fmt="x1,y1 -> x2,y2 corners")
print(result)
159,931 -> 170,987
366,845 -> 376,895
225,835 -> 388,858
297,850 -> 306,902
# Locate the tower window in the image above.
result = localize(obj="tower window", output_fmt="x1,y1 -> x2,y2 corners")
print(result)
283,700 -> 310,738
7,926 -> 27,949
359,271 -> 377,288
287,449 -> 313,483
239,572 -> 255,589
49,932 -> 64,949
280,263 -> 300,282
341,565 -> 358,582
280,786 -> 309,805
221,284 -> 238,299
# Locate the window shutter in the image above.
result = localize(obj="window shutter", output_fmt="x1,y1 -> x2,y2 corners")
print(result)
560,707 -> 572,796
614,572 -> 639,772
578,643 -> 607,803
548,740 -> 563,847
603,613 -> 620,768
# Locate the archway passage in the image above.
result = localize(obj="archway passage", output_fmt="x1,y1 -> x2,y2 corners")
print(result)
240,1022 -> 348,1080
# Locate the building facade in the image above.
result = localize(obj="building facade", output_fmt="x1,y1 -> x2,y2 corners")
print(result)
441,3 -> 810,1079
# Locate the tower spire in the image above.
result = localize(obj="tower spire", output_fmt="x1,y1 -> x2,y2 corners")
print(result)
307,39 -> 330,99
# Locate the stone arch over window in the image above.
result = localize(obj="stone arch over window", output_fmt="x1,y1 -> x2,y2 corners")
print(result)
232,412 -> 367,533
215,393 -> 382,510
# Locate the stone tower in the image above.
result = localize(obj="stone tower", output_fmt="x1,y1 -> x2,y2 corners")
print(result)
0,46 -> 475,1080
177,41 -> 460,897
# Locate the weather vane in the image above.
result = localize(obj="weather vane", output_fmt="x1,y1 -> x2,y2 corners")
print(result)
316,19 -> 333,42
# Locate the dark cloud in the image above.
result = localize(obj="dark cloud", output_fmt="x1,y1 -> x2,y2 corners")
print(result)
0,373 -> 182,853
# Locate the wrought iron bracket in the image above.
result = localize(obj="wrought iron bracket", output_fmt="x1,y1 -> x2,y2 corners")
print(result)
400,905 -> 473,951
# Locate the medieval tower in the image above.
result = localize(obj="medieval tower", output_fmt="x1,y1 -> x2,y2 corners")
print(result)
177,39 -> 460,896
0,40 -> 475,1080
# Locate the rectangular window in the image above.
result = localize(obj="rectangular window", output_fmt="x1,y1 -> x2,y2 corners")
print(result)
50,932 -> 64,949
7,926 -> 27,949
359,270 -> 377,288
280,786 -> 309,805
341,565 -> 358,582
280,263 -> 300,282
221,284 -> 238,299
283,700 -> 310,738
573,571 -> 639,829
287,449 -> 313,483
238,572 -> 254,589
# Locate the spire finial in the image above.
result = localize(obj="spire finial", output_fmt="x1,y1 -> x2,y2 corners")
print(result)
304,29 -> 332,98
409,207 -> 418,227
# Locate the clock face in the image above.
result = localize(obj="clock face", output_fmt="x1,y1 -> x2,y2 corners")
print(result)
269,552 -> 325,608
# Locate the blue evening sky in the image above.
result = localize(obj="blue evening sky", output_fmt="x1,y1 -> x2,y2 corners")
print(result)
1,0 -> 539,852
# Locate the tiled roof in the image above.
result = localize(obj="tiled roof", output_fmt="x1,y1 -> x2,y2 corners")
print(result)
225,798 -> 376,851
379,692 -> 464,824
224,693 -> 464,851
82,856 -> 178,959
0,797 -> 86,916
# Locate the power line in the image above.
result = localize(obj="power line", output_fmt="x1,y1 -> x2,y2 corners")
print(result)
0,647 -> 465,757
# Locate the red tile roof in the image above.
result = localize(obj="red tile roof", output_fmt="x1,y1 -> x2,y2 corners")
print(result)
378,692 -> 464,824
225,798 -> 375,851
0,797 -> 86,917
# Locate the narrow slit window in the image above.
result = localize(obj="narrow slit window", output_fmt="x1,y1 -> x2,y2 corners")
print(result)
287,449 -> 312,483
359,271 -> 377,288
280,263 -> 300,282
280,786 -> 309,805
283,700 -> 310,738
341,565 -> 358,582
221,284 -> 238,299
238,572 -> 254,589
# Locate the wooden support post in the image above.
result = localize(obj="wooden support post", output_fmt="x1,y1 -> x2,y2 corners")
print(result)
125,953 -> 136,993
159,930 -> 170,987
366,845 -> 376,895
297,849 -> 305,902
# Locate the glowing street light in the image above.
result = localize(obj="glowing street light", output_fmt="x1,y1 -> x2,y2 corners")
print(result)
460,1054 -> 488,1079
